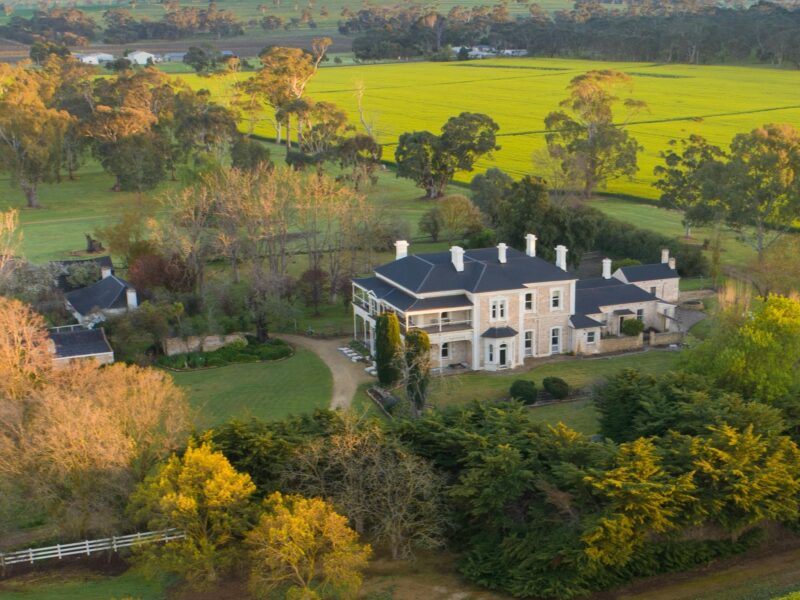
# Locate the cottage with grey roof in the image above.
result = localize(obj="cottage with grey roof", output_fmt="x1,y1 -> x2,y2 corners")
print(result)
64,267 -> 139,326
48,326 -> 114,367
352,235 -> 680,371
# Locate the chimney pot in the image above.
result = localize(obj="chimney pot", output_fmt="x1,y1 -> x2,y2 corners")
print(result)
126,287 -> 138,310
661,248 -> 670,264
668,257 -> 676,270
101,266 -> 113,279
602,258 -> 612,279
555,245 -> 568,271
395,240 -> 409,261
525,233 -> 537,257
450,246 -> 464,272
497,242 -> 507,264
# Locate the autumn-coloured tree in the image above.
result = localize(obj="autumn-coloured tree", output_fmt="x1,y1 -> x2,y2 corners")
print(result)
0,209 -> 21,287
247,492 -> 371,600
435,194 -> 483,245
0,62 -> 73,207
129,442 -> 255,588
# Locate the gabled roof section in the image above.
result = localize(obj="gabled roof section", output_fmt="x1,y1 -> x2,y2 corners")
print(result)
375,247 -> 573,294
570,314 -> 604,329
619,263 -> 679,282
65,275 -> 131,316
49,328 -> 113,358
575,277 -> 661,315
353,276 -> 472,313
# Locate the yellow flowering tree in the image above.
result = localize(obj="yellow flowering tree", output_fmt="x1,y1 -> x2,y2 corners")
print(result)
247,492 -> 371,600
128,442 -> 256,588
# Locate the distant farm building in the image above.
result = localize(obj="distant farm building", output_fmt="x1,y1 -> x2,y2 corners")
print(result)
74,52 -> 114,65
127,51 -> 158,65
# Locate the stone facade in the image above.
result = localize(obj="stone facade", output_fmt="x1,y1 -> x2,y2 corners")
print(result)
163,333 -> 247,356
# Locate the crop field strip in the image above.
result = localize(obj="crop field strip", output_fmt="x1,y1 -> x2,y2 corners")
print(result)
180,57 -> 800,199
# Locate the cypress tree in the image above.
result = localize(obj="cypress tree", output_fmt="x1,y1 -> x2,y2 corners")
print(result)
405,328 -> 431,416
375,312 -> 402,386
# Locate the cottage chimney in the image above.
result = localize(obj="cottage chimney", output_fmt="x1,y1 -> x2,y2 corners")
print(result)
450,246 -> 464,272
497,242 -> 507,264
668,257 -> 676,270
395,240 -> 409,260
525,233 -> 537,257
126,287 -> 138,310
101,266 -> 113,279
661,248 -> 670,264
602,258 -> 612,279
555,245 -> 568,271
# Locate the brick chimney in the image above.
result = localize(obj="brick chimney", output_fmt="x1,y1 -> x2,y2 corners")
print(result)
497,242 -> 507,264
555,245 -> 568,271
602,258 -> 612,279
661,248 -> 670,264
525,233 -> 537,257
450,246 -> 464,272
395,240 -> 409,260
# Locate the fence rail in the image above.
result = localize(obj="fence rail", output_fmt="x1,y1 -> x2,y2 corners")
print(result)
0,529 -> 185,569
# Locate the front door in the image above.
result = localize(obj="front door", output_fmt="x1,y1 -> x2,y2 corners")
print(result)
499,344 -> 507,367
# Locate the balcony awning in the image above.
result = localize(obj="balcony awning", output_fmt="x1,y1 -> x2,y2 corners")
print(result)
481,326 -> 518,339
613,309 -> 636,315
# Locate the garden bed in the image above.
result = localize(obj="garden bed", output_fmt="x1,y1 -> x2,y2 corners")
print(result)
156,337 -> 292,371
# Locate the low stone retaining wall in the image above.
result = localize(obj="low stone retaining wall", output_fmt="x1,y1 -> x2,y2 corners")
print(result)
597,333 -> 643,354
650,331 -> 685,346
163,333 -> 247,356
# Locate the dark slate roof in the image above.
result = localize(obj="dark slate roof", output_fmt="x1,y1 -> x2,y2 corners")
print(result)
481,326 -> 518,338
65,275 -> 131,316
375,247 -> 574,294
613,308 -> 636,315
575,277 -> 661,316
53,256 -> 114,290
570,314 -> 604,329
49,328 -> 113,358
619,263 -> 678,282
353,277 -> 473,313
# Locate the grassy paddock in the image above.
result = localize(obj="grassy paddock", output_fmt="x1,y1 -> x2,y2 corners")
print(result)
171,345 -> 332,427
0,570 -> 165,600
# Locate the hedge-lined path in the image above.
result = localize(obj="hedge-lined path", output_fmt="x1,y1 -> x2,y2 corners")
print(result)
279,335 -> 372,410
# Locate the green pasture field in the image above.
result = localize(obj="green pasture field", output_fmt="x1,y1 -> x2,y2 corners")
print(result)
179,57 -> 800,198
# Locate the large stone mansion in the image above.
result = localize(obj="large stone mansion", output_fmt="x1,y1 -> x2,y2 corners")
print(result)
352,235 -> 681,372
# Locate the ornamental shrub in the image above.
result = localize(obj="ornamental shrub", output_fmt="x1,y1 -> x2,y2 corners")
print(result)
509,380 -> 537,405
542,377 -> 569,400
621,318 -> 645,337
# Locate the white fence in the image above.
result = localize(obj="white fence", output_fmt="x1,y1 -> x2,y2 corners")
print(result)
0,529 -> 185,569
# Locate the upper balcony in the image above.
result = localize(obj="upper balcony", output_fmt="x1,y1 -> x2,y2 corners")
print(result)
401,317 -> 473,335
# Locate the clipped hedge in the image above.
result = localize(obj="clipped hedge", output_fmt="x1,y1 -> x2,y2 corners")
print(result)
156,337 -> 292,370
542,377 -> 569,400
510,380 -> 538,405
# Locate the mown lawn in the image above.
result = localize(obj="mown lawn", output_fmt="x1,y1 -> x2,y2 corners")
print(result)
171,346 -> 332,428
0,571 -> 165,600
426,349 -> 681,434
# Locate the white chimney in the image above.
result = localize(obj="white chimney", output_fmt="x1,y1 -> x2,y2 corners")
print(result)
661,248 -> 670,264
525,233 -> 537,257
602,257 -> 612,279
450,246 -> 464,272
395,240 -> 409,260
555,245 -> 568,271
668,257 -> 676,270
101,266 -> 113,279
497,242 -> 507,264
126,287 -> 138,310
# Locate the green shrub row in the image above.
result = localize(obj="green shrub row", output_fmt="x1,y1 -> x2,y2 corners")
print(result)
156,337 -> 291,370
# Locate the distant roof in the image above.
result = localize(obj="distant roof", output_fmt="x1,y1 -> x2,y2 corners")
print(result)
575,277 -> 661,316
481,326 -> 518,338
65,275 -> 132,316
353,276 -> 472,313
619,263 -> 679,282
375,247 -> 574,295
570,314 -> 604,329
49,328 -> 113,359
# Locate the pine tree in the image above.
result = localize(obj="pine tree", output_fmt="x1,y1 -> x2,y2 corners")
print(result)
405,328 -> 431,415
